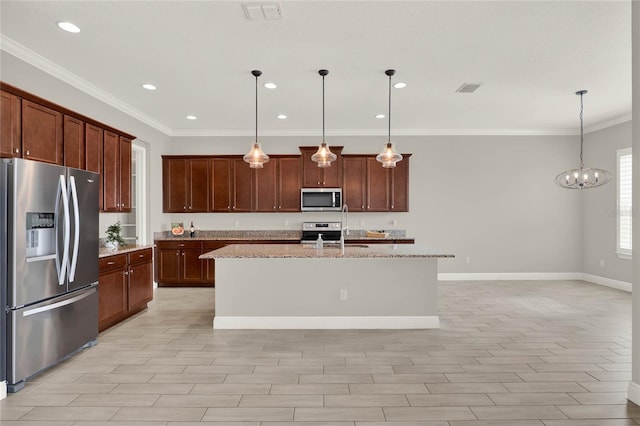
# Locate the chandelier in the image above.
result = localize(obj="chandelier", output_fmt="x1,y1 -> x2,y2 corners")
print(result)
243,70 -> 269,168
376,69 -> 403,168
555,90 -> 610,189
311,69 -> 337,167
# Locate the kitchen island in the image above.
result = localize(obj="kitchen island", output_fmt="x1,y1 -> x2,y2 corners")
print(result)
201,244 -> 453,329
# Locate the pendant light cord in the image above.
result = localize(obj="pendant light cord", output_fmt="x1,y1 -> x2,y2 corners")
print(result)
388,73 -> 392,144
255,73 -> 258,143
579,92 -> 584,169
322,73 -> 325,143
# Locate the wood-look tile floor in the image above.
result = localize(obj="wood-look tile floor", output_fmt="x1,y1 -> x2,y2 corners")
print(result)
2,280 -> 638,425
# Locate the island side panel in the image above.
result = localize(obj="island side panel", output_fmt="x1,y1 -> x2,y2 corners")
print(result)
214,257 -> 439,329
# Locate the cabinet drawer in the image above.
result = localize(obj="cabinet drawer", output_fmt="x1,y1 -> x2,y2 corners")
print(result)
128,248 -> 153,266
99,254 -> 127,272
155,240 -> 202,250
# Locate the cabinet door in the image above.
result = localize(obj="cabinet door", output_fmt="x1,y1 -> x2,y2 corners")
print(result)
232,158 -> 253,212
157,248 -> 180,282
320,146 -> 343,187
188,159 -> 210,212
0,90 -> 21,158
98,268 -> 128,331
85,124 -> 103,210
255,159 -> 277,212
119,136 -> 132,212
300,147 -> 323,187
102,130 -> 120,212
63,115 -> 85,169
180,249 -> 203,283
211,158 -> 232,211
390,156 -> 409,212
128,261 -> 153,311
163,158 -> 188,212
203,242 -> 227,286
22,100 -> 63,165
367,157 -> 390,211
278,157 -> 301,212
342,157 -> 366,212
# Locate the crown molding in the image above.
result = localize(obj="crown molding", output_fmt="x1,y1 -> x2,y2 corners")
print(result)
0,34 -> 172,135
169,127 -> 579,138
584,114 -> 632,134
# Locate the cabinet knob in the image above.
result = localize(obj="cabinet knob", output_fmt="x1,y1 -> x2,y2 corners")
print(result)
15,148 -> 19,154
176,252 -> 179,256
130,269 -> 134,274
138,254 -> 144,258
182,253 -> 185,256
107,261 -> 115,265
26,150 -> 30,156
184,206 -> 186,210
361,205 -> 364,209
189,206 -> 192,210
179,244 -> 184,247
124,271 -> 128,275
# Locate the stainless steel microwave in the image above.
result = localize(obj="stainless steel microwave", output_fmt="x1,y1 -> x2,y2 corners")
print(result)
301,188 -> 342,211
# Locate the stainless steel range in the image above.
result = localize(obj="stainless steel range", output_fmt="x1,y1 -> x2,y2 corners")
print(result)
300,222 -> 342,244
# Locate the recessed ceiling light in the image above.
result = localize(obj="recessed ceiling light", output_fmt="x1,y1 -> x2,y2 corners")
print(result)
393,82 -> 407,89
57,21 -> 81,33
141,83 -> 157,91
264,82 -> 277,89
375,114 -> 385,119
277,114 -> 287,119
186,115 -> 197,120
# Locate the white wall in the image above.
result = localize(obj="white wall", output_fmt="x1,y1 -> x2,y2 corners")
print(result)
582,121 -> 633,283
168,134 -> 583,274
0,51 -> 171,242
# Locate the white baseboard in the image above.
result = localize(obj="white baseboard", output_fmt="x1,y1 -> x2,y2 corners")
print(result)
628,381 -> 640,405
581,273 -> 632,292
437,272 -> 632,293
0,381 -> 6,400
438,272 -> 582,281
213,316 -> 440,329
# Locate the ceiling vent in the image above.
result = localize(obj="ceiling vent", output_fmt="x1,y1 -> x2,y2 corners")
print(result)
456,83 -> 483,93
242,3 -> 282,20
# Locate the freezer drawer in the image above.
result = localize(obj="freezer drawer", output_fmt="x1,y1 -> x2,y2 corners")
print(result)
7,286 -> 98,386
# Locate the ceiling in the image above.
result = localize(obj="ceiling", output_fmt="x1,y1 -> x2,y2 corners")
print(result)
0,1 -> 632,137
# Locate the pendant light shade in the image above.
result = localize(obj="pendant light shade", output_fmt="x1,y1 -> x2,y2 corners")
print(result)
555,90 -> 610,189
311,69 -> 337,168
376,69 -> 403,168
243,70 -> 269,169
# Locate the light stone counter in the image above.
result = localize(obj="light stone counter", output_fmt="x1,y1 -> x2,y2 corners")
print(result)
201,243 -> 452,259
98,244 -> 153,258
206,244 -> 453,330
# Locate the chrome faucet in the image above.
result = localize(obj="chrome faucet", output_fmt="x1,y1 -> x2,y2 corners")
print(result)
340,204 -> 349,253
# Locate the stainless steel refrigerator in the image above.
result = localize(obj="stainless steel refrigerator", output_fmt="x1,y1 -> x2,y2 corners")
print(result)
1,158 -> 99,392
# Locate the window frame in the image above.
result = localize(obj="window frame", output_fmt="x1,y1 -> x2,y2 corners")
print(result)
616,147 -> 632,259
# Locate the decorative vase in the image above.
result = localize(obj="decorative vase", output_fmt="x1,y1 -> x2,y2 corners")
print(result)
105,241 -> 118,249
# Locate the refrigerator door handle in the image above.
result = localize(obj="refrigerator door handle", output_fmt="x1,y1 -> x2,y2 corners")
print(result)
55,174 -> 70,286
69,175 -> 80,282
22,288 -> 96,317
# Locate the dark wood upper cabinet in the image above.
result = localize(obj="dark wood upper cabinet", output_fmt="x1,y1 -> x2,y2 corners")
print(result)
85,124 -> 103,210
253,156 -> 301,212
390,155 -> 410,212
300,146 -> 343,188
163,158 -> 188,212
367,157 -> 390,212
254,159 -> 278,212
278,156 -> 302,211
210,158 -> 232,212
103,132 -> 131,212
63,115 -> 85,169
233,158 -> 253,212
21,100 -> 63,165
163,157 -> 210,213
0,90 -> 21,158
342,156 -> 367,212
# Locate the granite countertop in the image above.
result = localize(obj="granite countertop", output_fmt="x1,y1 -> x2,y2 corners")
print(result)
99,244 -> 153,258
201,243 -> 453,259
154,230 -> 414,242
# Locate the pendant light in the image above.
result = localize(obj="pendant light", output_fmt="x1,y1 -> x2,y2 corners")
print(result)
243,70 -> 269,169
376,69 -> 403,168
555,90 -> 611,189
311,69 -> 337,168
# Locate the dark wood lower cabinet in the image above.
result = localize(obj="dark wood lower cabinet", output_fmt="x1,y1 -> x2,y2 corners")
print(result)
98,248 -> 153,331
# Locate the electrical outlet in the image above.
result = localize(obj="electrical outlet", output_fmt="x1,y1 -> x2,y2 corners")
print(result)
466,257 -> 471,264
600,259 -> 605,267
391,219 -> 398,226
284,219 -> 289,227
340,289 -> 348,300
